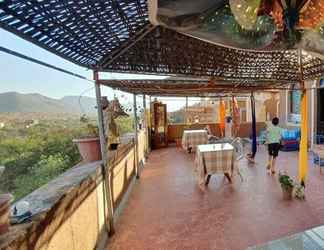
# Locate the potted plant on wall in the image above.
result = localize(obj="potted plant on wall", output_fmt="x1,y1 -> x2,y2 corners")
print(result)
73,115 -> 102,163
278,172 -> 295,200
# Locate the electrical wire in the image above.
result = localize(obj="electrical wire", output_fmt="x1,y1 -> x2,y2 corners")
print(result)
0,46 -> 93,82
78,87 -> 95,114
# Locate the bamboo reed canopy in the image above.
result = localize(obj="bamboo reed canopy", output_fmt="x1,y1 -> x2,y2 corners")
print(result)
1,0 -> 324,87
98,77 -> 290,97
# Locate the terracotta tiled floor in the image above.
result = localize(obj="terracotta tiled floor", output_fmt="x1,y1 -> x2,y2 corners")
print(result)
108,145 -> 324,250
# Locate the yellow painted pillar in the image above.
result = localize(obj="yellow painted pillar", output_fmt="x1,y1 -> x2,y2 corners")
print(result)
299,89 -> 308,186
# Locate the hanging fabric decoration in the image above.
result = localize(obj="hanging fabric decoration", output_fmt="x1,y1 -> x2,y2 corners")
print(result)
251,93 -> 257,158
232,96 -> 241,137
299,89 -> 308,186
229,0 -> 262,30
149,0 -> 324,56
219,100 -> 226,137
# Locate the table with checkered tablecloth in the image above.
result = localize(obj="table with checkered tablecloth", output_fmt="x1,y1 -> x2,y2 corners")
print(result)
182,130 -> 208,152
313,145 -> 324,173
195,143 -> 234,185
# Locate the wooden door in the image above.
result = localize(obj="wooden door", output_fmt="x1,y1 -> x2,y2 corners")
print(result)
152,103 -> 168,148
317,89 -> 324,135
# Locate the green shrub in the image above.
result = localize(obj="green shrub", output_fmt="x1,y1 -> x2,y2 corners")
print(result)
0,122 -> 81,200
0,116 -> 134,200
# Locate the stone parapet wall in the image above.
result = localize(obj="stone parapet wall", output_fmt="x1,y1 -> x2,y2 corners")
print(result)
0,130 -> 147,250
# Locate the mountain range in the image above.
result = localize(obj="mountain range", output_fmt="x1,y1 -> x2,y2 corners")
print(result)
0,92 -> 97,114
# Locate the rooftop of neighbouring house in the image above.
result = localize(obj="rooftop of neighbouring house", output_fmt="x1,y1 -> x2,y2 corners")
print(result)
107,145 -> 324,250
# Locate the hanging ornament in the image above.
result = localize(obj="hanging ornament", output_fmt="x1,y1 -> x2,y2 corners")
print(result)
109,97 -> 129,118
150,0 -> 324,53
229,0 -> 261,30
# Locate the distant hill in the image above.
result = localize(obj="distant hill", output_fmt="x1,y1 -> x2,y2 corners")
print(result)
0,92 -> 97,114
60,95 -> 97,114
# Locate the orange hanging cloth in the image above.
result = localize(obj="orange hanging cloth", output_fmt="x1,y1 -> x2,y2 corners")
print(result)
219,100 -> 226,137
232,97 -> 240,137
299,89 -> 308,186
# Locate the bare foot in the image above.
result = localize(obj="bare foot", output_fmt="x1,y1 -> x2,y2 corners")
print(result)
246,156 -> 255,164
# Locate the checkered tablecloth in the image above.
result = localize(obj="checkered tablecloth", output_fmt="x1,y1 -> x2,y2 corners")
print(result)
182,130 -> 208,151
195,143 -> 234,185
313,145 -> 324,158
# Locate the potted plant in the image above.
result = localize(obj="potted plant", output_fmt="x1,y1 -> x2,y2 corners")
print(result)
73,115 -> 102,163
294,184 -> 305,200
278,172 -> 295,200
0,166 -> 13,235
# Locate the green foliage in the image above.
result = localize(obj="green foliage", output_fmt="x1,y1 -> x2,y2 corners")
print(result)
115,116 -> 134,135
0,121 -> 81,200
0,116 -> 134,201
278,172 -> 295,190
79,114 -> 99,138
13,154 -> 71,198
294,184 -> 305,200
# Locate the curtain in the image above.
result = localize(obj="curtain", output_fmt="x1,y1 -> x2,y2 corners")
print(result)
219,100 -> 226,137
251,94 -> 257,158
232,97 -> 240,136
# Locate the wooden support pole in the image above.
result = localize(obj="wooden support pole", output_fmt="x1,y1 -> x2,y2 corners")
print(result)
93,71 -> 115,235
185,96 -> 188,124
148,96 -> 152,152
143,94 -> 148,158
143,95 -> 146,127
133,94 -> 140,178
310,80 -> 316,150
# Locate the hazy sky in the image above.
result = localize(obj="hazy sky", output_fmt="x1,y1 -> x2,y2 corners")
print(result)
0,29 -> 166,98
0,29 -> 198,111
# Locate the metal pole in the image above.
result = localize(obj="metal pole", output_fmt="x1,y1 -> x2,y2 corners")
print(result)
250,93 -> 257,158
143,94 -> 148,158
149,96 -> 152,152
185,96 -> 189,124
298,49 -> 308,187
133,94 -> 140,178
311,80 -> 316,150
94,71 -> 115,235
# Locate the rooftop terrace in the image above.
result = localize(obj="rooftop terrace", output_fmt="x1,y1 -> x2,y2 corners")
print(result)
108,145 -> 324,250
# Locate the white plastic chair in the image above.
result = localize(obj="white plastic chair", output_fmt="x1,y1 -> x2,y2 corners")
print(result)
230,137 -> 244,181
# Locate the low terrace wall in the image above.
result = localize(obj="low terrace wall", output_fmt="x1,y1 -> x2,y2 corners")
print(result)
0,130 -> 147,250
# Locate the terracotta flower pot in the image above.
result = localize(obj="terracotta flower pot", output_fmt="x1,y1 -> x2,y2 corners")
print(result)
282,186 -> 293,200
73,137 -> 102,163
0,194 -> 13,235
